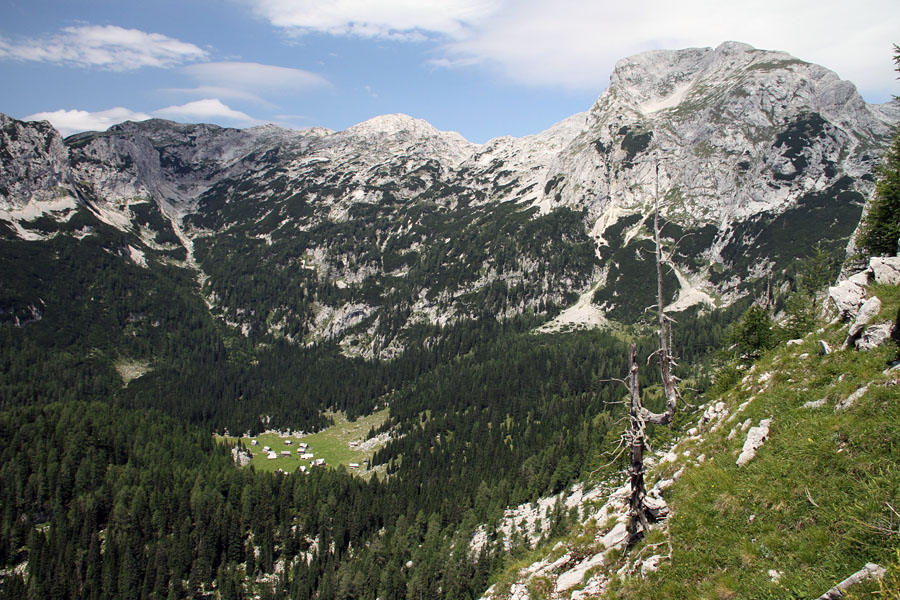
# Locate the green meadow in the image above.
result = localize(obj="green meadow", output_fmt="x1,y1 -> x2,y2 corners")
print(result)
217,408 -> 389,474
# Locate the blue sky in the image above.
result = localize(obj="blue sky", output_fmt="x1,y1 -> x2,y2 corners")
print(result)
1,0 -> 898,143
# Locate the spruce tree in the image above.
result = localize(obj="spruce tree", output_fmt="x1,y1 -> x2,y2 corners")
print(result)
858,45 -> 900,256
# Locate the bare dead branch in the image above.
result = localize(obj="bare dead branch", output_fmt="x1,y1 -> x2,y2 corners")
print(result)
592,444 -> 629,474
816,563 -> 886,600
805,486 -> 820,508
886,502 -> 900,521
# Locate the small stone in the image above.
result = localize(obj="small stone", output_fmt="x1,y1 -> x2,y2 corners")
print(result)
818,340 -> 832,355
768,569 -> 782,583
737,419 -> 772,467
845,296 -> 883,347
599,520 -> 629,550
653,478 -> 674,492
660,451 -> 678,464
849,271 -> 870,287
644,494 -> 669,520
786,339 -> 803,346
641,555 -> 662,576
798,353 -> 809,360
803,398 -> 827,409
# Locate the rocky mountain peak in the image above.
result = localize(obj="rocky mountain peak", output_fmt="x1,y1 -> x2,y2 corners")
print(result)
541,42 -> 897,231
344,113 -> 445,138
337,113 -> 476,166
604,41 -> 854,118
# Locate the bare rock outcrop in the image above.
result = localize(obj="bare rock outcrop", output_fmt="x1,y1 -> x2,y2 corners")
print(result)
844,296 -> 882,348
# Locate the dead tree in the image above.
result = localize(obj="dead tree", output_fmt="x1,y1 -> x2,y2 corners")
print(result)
626,162 -> 678,546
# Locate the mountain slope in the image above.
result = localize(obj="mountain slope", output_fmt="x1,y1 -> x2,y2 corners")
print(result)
480,267 -> 900,600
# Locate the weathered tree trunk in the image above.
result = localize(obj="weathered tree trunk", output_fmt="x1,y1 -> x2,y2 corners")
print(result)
626,161 -> 678,546
626,343 -> 649,544
645,162 -> 677,426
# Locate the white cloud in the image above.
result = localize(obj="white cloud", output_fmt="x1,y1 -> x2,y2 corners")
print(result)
434,0 -> 900,100
153,99 -> 261,125
24,107 -> 152,136
244,0 -> 501,39
0,25 -> 207,70
25,99 -> 263,137
246,0 -> 900,101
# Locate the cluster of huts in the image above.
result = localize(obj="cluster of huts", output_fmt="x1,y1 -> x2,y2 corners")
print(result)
249,438 -> 327,470
246,436 -> 369,473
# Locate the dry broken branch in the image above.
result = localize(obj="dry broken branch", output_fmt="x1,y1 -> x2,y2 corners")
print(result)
815,563 -> 885,599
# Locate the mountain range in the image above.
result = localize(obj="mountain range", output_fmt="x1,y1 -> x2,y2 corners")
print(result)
3,41 -> 897,362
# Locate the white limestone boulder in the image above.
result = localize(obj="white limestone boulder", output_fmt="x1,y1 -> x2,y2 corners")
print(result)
870,257 -> 900,285
828,279 -> 867,320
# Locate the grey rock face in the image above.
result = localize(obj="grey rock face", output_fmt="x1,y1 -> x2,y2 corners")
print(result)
541,42 -> 896,226
0,113 -> 71,207
66,119 -> 311,209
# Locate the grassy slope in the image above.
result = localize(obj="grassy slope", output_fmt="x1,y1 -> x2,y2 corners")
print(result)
218,409 -> 389,474
611,283 -> 900,598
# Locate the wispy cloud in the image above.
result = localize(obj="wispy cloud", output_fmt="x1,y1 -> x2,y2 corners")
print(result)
160,85 -> 270,104
182,61 -> 328,96
243,0 -> 501,40
163,62 -> 330,108
24,107 -> 153,136
0,25 -> 207,70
